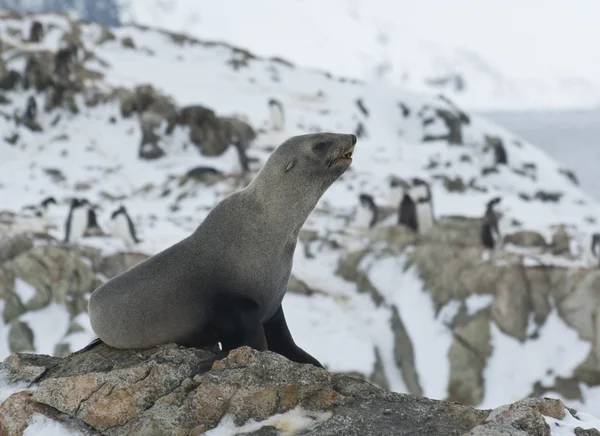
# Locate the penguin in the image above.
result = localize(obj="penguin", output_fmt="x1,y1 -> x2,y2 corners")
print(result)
64,198 -> 90,243
109,206 -> 141,247
481,197 -> 502,249
85,204 -> 104,237
398,192 -> 417,231
350,193 -> 378,229
388,177 -> 408,208
22,196 -> 57,218
410,178 -> 435,234
268,98 -> 285,132
591,233 -> 600,266
23,96 -> 37,125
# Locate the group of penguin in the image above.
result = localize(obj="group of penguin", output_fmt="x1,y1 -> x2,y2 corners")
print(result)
350,177 -> 504,250
351,178 -> 600,265
22,196 -> 141,248
351,177 -> 438,236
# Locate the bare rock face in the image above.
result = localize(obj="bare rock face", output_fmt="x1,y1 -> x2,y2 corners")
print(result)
0,344 -> 578,436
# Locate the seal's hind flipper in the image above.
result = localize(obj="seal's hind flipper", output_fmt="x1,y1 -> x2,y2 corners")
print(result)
76,337 -> 103,353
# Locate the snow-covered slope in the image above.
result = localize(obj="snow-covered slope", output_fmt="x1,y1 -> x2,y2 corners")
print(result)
1,12 -> 600,423
118,0 -> 600,111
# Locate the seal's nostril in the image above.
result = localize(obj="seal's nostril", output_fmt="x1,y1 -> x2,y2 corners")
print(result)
350,134 -> 357,146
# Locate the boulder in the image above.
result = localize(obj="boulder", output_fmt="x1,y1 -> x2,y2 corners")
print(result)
0,344 -> 578,436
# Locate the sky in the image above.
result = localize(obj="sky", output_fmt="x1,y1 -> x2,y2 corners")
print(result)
121,0 -> 600,83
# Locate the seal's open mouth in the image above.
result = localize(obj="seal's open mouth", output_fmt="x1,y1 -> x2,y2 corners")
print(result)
335,145 -> 354,164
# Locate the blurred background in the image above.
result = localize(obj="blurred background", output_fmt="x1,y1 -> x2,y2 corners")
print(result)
1,0 -> 599,418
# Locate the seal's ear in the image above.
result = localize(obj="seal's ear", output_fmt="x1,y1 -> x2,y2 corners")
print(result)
285,160 -> 295,172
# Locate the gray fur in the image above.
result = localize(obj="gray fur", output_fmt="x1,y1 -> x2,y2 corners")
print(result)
88,132 -> 357,349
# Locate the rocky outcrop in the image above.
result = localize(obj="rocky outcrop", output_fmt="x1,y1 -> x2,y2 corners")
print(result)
0,344 -> 587,436
0,235 -> 149,357
336,217 -> 600,410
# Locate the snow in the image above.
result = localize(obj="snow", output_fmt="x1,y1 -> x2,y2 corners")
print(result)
23,414 -> 83,436
480,314 -> 592,410
19,303 -> 71,356
0,370 -> 34,404
1,11 -> 600,426
546,408 -> 600,436
367,256 -> 452,400
13,278 -> 37,307
204,406 -> 332,436
119,0 -> 600,111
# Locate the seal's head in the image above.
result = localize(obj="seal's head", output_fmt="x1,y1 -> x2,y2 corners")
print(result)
247,132 -> 358,222
277,132 -> 356,177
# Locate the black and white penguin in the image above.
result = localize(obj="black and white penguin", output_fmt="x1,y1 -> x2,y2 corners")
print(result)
350,193 -> 378,229
481,197 -> 503,249
388,177 -> 408,208
85,204 -> 104,237
398,191 -> 417,231
590,233 -> 600,265
23,96 -> 37,124
64,198 -> 90,243
268,98 -> 285,132
109,206 -> 141,247
411,178 -> 435,234
22,196 -> 57,218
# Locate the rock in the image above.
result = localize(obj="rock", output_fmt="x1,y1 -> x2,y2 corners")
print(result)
511,397 -> 565,420
556,270 -> 600,342
8,321 -> 35,353
121,36 -> 136,49
0,390 -> 96,436
368,347 -> 389,390
10,245 -> 97,306
551,225 -> 571,255
22,53 -> 53,91
0,266 -> 15,299
0,344 -> 578,435
97,252 -> 150,279
2,290 -> 26,324
0,70 -> 21,91
575,428 -> 600,436
390,306 -> 423,396
491,267 -> 531,342
0,344 -> 496,436
503,231 -> 547,248
465,424 -> 529,435
0,234 -> 33,264
422,108 -> 464,144
422,216 -> 482,246
485,401 -> 552,436
96,26 -> 116,45
447,309 -> 492,406
120,84 -> 177,121
0,352 -> 61,384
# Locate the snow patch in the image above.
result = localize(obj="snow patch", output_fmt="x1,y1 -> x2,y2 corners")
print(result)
23,414 -> 83,436
204,406 -> 332,436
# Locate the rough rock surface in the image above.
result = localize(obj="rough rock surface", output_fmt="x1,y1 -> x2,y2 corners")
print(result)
0,345 -> 579,436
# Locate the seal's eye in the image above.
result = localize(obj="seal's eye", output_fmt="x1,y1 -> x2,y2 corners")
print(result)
313,141 -> 330,151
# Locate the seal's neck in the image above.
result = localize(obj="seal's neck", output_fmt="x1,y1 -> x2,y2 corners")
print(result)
245,168 -> 330,236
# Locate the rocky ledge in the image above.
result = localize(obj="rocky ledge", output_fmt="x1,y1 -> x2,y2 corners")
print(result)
0,344 -> 596,436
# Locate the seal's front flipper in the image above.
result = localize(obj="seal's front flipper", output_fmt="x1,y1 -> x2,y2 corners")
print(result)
211,293 -> 268,352
263,305 -> 323,368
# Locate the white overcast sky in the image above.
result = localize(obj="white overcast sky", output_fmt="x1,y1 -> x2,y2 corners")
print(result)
123,0 -> 599,82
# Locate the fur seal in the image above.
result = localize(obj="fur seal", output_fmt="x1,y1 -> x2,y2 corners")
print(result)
87,133 -> 357,367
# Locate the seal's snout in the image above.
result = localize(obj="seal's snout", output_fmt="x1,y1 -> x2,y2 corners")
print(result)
350,134 -> 357,146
